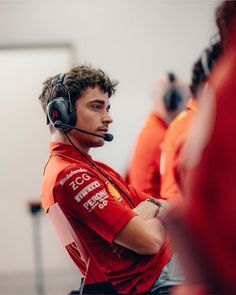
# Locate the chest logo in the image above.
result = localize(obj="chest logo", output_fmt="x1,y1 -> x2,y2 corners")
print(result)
107,183 -> 122,201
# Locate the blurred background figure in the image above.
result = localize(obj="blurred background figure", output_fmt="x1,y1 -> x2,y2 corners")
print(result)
160,42 -> 221,202
164,1 -> 236,294
126,73 -> 190,198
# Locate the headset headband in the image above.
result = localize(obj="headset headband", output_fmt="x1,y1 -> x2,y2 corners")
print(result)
51,73 -> 65,87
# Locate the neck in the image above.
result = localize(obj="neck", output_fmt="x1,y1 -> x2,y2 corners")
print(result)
51,129 -> 90,154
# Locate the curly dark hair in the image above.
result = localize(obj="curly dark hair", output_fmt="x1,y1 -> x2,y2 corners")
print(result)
215,1 -> 236,50
39,64 -> 118,113
190,42 -> 221,97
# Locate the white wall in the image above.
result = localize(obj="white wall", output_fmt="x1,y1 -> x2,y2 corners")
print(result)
0,47 -> 75,276
0,0 -> 220,275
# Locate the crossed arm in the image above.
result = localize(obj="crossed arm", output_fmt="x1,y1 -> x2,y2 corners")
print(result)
114,198 -> 170,255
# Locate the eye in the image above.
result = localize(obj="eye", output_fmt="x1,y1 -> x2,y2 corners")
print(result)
92,104 -> 102,111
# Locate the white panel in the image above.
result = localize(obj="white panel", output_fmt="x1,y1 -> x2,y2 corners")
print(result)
0,46 -> 74,273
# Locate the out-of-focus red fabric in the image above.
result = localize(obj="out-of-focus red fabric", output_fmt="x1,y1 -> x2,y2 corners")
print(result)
127,113 -> 168,198
160,98 -> 197,201
173,21 -> 236,294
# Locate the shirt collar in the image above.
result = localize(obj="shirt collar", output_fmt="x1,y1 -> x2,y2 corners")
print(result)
49,142 -> 93,161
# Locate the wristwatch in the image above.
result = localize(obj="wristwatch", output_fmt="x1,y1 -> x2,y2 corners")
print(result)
146,197 -> 162,215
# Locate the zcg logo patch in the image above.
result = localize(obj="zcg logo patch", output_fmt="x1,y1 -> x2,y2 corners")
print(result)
69,173 -> 91,191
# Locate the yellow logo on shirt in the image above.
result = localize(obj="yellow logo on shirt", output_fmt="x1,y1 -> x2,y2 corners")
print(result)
107,183 -> 122,201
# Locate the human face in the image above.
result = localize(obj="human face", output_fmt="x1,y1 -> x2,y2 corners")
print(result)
69,86 -> 113,153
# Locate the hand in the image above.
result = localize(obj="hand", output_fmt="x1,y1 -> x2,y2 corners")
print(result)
156,199 -> 171,217
133,200 -> 158,220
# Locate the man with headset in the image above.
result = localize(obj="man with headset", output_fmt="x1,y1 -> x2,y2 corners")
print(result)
39,64 -> 183,294
126,73 -> 190,198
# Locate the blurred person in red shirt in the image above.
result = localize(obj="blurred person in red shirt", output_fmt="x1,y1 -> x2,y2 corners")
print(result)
126,73 -> 190,198
165,1 -> 236,294
160,42 -> 221,202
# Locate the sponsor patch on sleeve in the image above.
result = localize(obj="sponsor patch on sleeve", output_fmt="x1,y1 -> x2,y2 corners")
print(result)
69,173 -> 91,191
59,168 -> 88,186
74,181 -> 100,203
82,189 -> 109,212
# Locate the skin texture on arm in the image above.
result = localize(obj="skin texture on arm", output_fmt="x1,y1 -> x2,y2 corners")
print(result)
133,198 -> 171,220
114,214 -> 166,255
133,199 -> 158,220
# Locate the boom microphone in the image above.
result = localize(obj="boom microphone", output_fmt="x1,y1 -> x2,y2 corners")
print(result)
54,120 -> 114,142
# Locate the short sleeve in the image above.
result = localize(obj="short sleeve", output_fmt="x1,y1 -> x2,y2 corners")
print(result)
54,165 -> 137,244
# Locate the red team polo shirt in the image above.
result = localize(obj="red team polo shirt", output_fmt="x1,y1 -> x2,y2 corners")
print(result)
180,23 -> 236,293
41,142 -> 171,294
160,98 -> 198,201
127,113 -> 168,198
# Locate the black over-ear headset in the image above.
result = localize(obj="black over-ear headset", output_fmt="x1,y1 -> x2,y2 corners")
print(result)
163,72 -> 182,111
47,73 -> 77,128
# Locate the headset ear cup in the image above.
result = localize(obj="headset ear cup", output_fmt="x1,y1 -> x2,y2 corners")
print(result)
164,72 -> 182,111
164,89 -> 182,111
47,97 -> 77,127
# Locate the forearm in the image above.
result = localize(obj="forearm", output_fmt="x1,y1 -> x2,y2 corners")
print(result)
143,217 -> 167,249
114,215 -> 166,255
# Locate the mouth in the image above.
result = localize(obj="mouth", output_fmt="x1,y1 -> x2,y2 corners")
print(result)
97,128 -> 108,134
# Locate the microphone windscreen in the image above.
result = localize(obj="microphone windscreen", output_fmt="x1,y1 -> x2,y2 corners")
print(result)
103,133 -> 114,142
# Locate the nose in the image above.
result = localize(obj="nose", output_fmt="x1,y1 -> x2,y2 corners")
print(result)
102,111 -> 113,125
